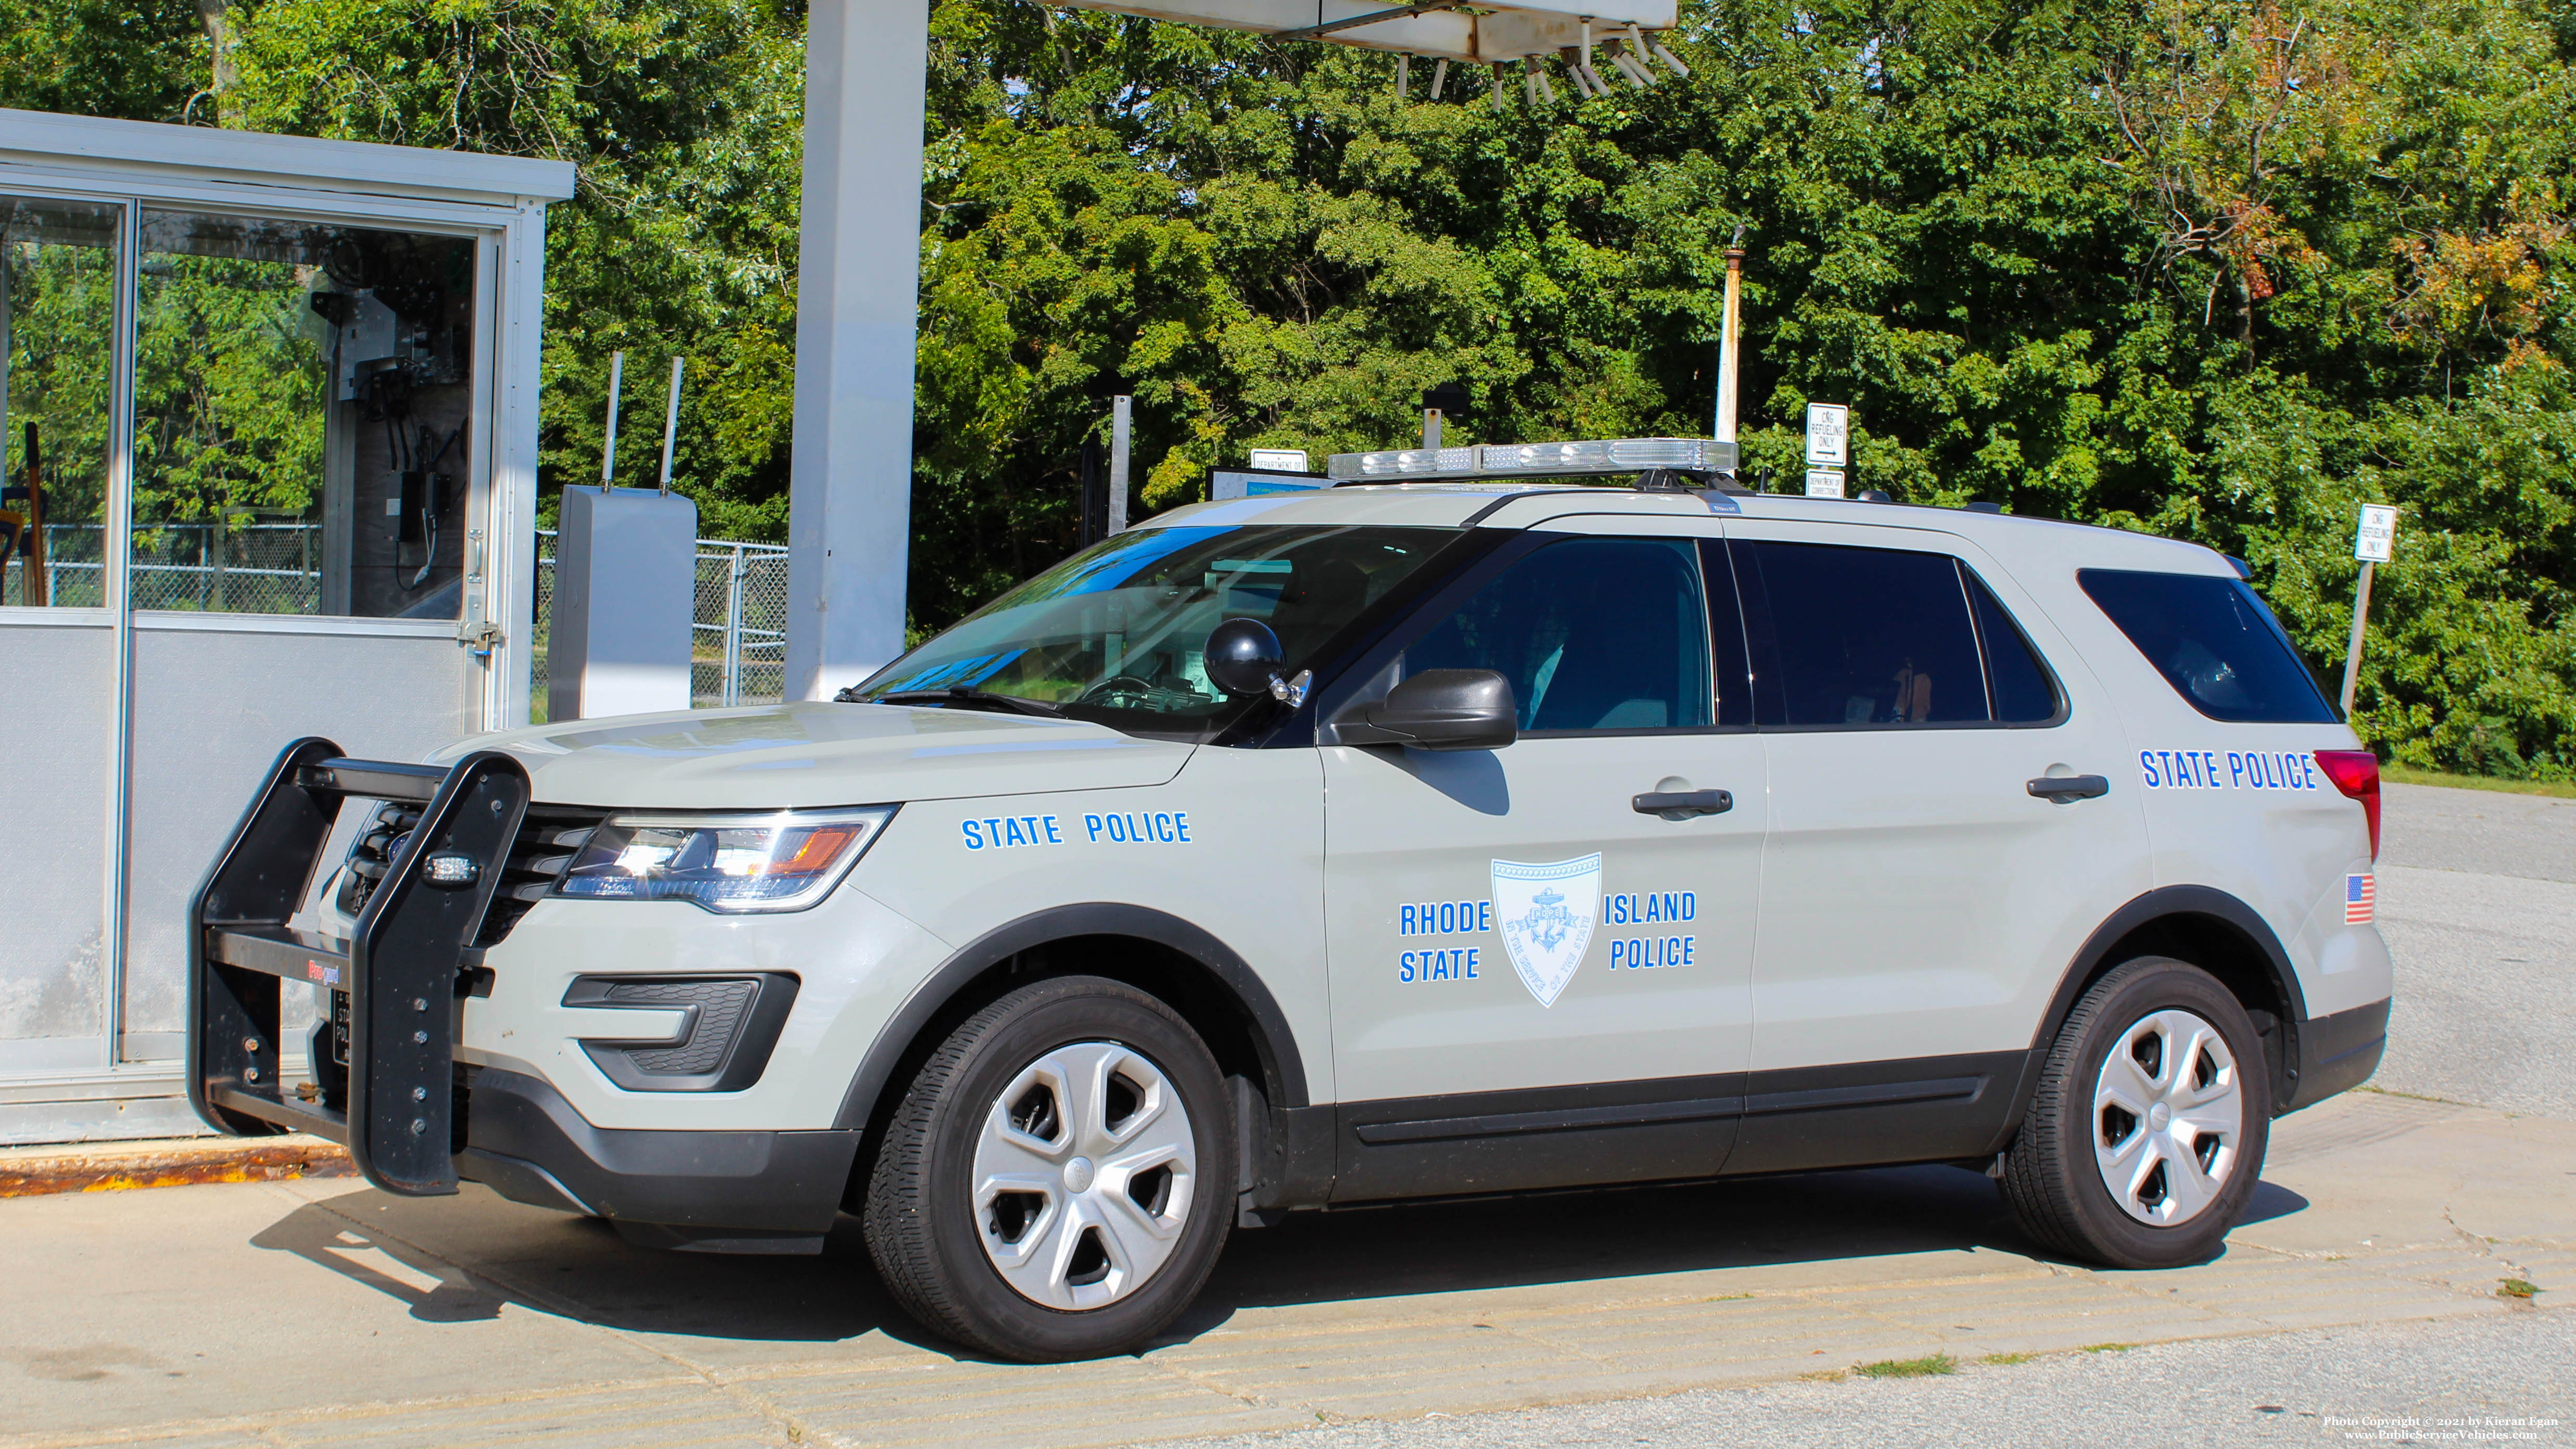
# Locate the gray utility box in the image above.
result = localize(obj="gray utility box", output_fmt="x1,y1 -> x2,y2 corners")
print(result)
548,486 -> 699,722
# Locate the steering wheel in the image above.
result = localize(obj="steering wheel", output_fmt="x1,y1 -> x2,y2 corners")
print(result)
1077,675 -> 1170,709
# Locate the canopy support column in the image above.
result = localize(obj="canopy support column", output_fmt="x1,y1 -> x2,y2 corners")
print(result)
785,0 -> 928,700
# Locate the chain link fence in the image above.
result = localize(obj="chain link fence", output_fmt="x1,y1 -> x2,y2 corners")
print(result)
4,523 -> 320,612
530,530 -> 789,720
4,523 -> 789,721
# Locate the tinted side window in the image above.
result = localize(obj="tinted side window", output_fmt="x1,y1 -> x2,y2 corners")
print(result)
1965,570 -> 2062,724
1406,537 -> 1712,732
1734,540 -> 1987,728
2078,569 -> 2336,723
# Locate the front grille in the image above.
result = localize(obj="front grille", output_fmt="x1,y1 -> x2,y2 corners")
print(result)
479,804 -> 613,944
334,802 -> 420,918
334,798 -> 610,945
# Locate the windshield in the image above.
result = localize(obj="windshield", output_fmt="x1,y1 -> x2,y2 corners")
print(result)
851,524 -> 1464,736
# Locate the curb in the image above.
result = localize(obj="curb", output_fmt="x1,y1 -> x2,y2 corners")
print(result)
0,1135 -> 354,1198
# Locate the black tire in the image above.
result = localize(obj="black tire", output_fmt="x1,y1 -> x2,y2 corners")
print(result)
861,975 -> 1234,1361
1999,957 -> 2272,1269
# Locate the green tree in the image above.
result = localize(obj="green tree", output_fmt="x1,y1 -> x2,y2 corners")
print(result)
12,0 -> 2576,772
0,0 -> 205,122
226,0 -> 808,539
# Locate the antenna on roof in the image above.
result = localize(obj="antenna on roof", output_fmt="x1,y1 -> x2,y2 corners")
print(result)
657,355 -> 685,497
600,350 -> 624,486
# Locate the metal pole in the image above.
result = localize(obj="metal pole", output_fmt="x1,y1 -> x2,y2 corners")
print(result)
1108,396 -> 1132,533
724,543 -> 746,708
601,351 -> 624,487
1422,408 -> 1442,451
1715,241 -> 1745,442
2339,561 -> 2375,715
103,197 -> 139,1068
657,355 -> 683,495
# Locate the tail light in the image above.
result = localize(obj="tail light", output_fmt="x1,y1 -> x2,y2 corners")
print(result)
2314,749 -> 2381,860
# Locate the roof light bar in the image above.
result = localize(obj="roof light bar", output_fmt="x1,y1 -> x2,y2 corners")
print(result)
1325,436 -> 1739,484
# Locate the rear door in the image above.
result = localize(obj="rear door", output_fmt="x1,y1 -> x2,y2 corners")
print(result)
1319,523 -> 1766,1199
1723,520 -> 2152,1173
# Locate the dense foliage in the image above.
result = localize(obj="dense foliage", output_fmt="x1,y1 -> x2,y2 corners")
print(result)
6,0 -> 2573,773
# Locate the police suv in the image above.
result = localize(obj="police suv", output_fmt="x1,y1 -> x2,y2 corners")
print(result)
188,438 -> 2392,1363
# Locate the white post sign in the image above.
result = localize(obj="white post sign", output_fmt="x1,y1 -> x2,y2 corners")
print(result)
1804,468 -> 1846,499
1804,403 -> 1849,467
2340,503 -> 2399,714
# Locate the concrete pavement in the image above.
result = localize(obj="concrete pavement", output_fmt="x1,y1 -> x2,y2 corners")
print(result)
1,1086 -> 2566,1448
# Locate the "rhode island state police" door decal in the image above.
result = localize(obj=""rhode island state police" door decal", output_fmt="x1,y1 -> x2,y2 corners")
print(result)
1491,854 -> 1602,1007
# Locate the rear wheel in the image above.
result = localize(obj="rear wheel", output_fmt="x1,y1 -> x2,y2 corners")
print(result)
2000,957 -> 2270,1268
862,976 -> 1233,1361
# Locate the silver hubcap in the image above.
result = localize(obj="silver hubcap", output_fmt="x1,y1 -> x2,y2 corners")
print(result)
2093,1008 -> 2243,1226
971,1041 -> 1197,1310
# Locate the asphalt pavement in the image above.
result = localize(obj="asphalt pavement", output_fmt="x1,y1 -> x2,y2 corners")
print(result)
1159,1307 -> 2573,1449
2374,784 -> 2576,1120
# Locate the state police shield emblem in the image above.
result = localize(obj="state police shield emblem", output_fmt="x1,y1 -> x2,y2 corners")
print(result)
1491,854 -> 1602,1008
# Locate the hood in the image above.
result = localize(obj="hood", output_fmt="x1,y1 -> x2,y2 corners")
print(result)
436,702 -> 1195,810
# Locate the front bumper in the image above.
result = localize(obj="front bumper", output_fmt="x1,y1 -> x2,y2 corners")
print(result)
459,1067 -> 859,1252
2281,997 -> 2390,1112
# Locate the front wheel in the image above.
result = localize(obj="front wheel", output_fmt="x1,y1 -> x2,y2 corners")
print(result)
861,976 -> 1233,1361
2000,957 -> 2271,1269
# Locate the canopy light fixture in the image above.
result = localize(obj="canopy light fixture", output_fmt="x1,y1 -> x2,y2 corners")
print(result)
1326,436 -> 1740,483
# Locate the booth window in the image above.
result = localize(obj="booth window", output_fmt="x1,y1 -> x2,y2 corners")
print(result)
2,195 -> 120,608
129,211 -> 475,619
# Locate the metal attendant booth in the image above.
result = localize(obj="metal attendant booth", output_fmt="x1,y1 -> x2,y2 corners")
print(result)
0,110 -> 571,1141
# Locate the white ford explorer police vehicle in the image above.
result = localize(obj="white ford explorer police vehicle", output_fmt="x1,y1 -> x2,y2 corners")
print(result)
188,438 -> 2391,1362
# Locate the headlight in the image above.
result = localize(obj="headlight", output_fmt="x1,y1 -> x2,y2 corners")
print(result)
553,806 -> 896,913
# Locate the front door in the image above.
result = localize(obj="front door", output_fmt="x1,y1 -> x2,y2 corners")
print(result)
1320,528 -> 1766,1200
1722,522 -> 2153,1173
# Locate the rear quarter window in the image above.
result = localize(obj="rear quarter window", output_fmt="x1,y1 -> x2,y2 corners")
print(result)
2077,569 -> 2337,723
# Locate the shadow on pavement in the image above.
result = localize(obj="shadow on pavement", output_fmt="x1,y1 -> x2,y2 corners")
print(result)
250,1164 -> 2312,1353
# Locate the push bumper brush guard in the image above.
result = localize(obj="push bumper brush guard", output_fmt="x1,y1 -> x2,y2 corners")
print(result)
187,737 -> 529,1197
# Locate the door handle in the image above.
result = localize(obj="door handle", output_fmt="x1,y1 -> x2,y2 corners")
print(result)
2026,774 -> 2110,802
1633,789 -> 1733,817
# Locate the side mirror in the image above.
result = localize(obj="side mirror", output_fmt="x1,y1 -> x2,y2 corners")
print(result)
1334,669 -> 1517,752
1204,618 -> 1310,706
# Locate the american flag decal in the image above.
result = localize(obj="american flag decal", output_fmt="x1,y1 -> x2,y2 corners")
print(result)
2344,873 -> 2375,924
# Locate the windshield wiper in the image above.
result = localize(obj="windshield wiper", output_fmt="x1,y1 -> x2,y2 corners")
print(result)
866,687 -> 1065,718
